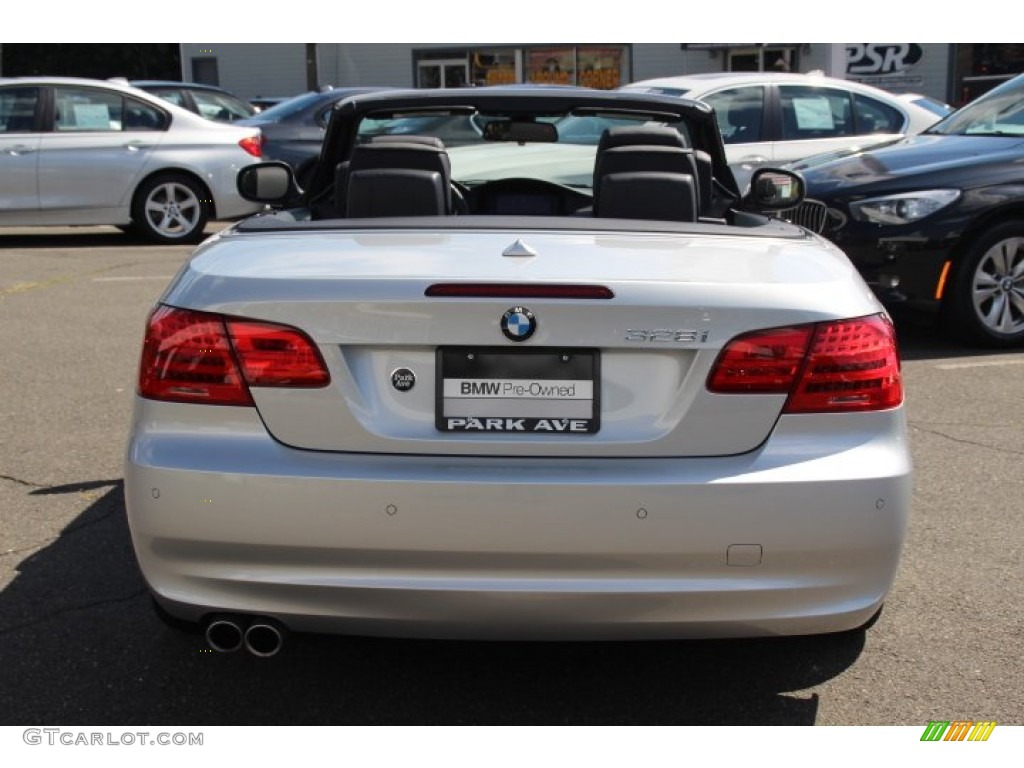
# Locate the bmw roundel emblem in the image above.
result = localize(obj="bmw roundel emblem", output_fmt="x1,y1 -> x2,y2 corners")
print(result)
501,306 -> 536,342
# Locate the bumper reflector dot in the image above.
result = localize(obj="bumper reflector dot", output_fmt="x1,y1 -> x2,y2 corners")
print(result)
727,544 -> 763,567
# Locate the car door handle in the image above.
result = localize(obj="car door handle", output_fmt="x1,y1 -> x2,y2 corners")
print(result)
2,144 -> 36,156
123,141 -> 153,152
736,155 -> 768,164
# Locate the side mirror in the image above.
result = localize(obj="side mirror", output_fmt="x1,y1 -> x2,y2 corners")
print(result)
237,162 -> 300,204
741,168 -> 805,211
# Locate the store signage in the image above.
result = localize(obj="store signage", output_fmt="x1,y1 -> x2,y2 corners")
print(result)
846,44 -> 923,75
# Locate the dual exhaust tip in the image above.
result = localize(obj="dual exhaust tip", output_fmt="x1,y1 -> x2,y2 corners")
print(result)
205,616 -> 286,657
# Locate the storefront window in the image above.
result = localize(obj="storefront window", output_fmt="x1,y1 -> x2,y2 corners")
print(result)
577,46 -> 625,89
472,49 -> 518,86
527,47 -> 574,86
524,46 -> 628,88
956,44 -> 1024,104
413,45 -> 629,90
727,46 -> 795,73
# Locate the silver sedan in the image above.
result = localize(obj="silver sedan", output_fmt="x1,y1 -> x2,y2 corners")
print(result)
0,76 -> 264,243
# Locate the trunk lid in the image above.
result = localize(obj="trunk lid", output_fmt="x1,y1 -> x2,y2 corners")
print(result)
162,225 -> 879,457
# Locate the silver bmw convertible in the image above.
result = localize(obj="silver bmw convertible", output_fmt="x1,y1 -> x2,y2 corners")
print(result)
124,87 -> 910,655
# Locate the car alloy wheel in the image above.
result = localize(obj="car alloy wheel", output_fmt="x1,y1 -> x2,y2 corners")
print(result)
949,222 -> 1024,347
132,174 -> 210,244
973,236 -> 1024,331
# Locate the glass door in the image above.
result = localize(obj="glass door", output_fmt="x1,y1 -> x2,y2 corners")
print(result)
728,47 -> 794,73
417,59 -> 469,88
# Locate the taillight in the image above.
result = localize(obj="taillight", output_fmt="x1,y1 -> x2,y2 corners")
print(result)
139,306 -> 329,406
238,135 -> 262,158
706,326 -> 814,394
707,314 -> 902,413
227,321 -> 331,387
786,315 -> 903,413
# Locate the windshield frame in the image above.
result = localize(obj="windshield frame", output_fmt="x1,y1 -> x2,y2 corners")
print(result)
306,87 -> 735,202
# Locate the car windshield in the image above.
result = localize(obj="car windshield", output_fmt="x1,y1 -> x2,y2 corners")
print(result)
927,74 -> 1024,136
355,110 -> 690,189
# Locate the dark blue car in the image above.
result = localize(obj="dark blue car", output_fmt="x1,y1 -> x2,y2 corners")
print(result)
235,87 -> 389,179
795,74 -> 1024,347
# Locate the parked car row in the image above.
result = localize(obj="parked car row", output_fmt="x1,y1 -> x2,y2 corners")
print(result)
2,70 -> 1020,349
206,72 -> 952,194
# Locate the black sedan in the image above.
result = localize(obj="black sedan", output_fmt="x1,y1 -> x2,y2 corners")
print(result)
795,73 -> 1024,347
235,87 -> 388,180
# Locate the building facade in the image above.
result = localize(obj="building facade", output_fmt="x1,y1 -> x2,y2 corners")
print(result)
179,43 -> 1022,108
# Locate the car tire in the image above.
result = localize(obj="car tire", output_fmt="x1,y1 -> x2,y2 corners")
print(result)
946,221 -> 1024,347
131,174 -> 210,244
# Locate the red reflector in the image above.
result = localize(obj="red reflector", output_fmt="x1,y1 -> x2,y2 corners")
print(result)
706,326 -> 813,393
707,314 -> 903,412
138,306 -> 330,406
226,320 -> 330,387
425,283 -> 614,299
238,135 -> 262,158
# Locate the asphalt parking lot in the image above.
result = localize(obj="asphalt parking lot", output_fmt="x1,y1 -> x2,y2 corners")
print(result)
0,225 -> 1021,726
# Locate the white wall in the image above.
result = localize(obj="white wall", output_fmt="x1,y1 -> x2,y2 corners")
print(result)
320,44 -> 418,88
182,43 -> 308,100
628,44 -> 690,80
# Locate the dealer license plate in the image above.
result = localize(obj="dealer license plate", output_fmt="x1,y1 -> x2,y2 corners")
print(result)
436,348 -> 600,434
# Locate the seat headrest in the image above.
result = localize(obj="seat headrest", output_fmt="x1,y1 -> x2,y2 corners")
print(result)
597,125 -> 686,154
347,169 -> 447,218
598,172 -> 698,222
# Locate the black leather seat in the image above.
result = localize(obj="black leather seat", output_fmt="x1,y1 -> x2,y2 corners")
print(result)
593,126 -> 703,222
726,102 -> 762,142
342,135 -> 453,218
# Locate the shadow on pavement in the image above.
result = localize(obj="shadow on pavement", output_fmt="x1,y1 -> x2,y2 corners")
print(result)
0,482 -> 866,726
893,311 -> 1024,362
0,224 -> 227,250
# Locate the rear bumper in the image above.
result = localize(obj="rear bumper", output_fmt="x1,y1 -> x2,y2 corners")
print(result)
125,400 -> 911,640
